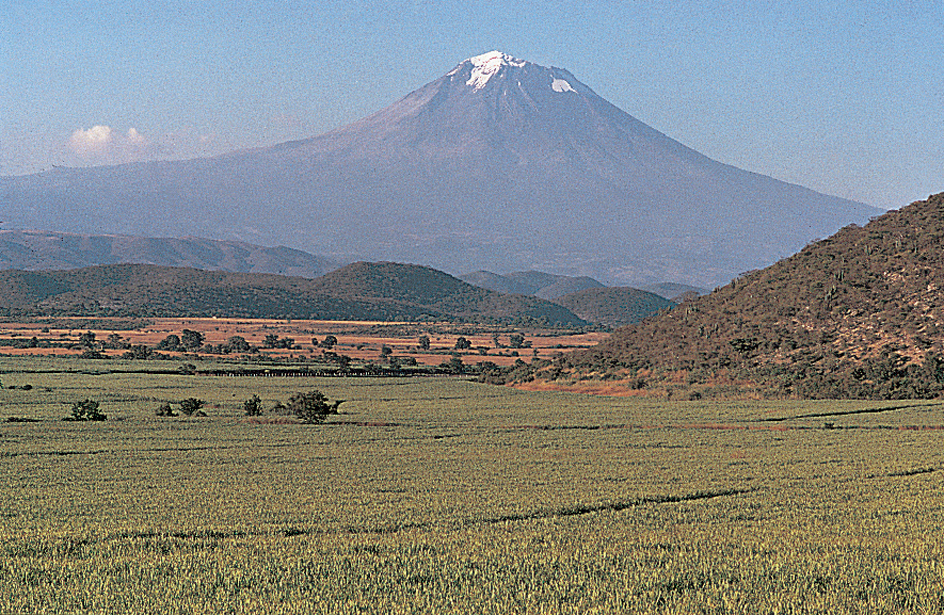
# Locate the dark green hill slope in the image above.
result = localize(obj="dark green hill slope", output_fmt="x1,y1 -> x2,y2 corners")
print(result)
540,193 -> 944,399
554,287 -> 675,328
311,262 -> 587,325
0,262 -> 586,325
0,265 -> 352,319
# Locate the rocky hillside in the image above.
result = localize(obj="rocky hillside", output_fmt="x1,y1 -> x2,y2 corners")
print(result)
537,193 -> 944,399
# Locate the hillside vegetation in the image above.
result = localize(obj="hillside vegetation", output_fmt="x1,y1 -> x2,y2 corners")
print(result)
0,262 -> 586,326
539,193 -> 944,399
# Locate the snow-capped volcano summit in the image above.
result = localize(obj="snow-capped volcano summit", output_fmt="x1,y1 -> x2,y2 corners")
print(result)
1,53 -> 879,286
450,51 -> 529,91
447,50 -> 581,97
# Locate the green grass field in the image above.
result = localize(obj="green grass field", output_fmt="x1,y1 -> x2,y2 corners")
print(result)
2,357 -> 944,613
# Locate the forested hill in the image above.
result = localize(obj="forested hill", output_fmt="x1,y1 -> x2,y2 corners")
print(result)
538,193 -> 944,399
0,262 -> 587,326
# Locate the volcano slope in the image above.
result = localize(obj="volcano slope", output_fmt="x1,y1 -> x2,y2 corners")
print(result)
530,193 -> 944,400
1,51 -> 878,287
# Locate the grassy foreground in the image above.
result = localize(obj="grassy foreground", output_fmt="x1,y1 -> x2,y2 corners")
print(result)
1,357 -> 944,613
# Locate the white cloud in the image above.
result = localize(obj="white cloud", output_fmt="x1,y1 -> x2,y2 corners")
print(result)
56,124 -> 236,169
68,125 -> 114,155
65,125 -> 155,164
126,127 -> 146,146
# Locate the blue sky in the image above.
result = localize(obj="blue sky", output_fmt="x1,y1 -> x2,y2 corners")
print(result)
3,1 -> 941,209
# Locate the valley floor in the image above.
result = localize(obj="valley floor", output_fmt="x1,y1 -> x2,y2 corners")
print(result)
2,357 -> 943,613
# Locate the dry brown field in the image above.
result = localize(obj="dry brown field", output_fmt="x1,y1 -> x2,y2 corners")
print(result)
0,318 -> 605,366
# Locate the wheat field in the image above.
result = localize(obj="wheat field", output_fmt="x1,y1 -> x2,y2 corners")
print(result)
1,357 -> 943,613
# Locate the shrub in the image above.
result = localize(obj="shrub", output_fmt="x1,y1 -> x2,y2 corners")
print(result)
67,399 -> 106,422
243,395 -> 263,416
155,403 -> 176,417
286,390 -> 342,424
179,398 -> 206,417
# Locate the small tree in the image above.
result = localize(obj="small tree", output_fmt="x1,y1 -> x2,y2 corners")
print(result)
225,335 -> 251,353
440,355 -> 466,374
68,399 -> 106,421
179,398 -> 206,416
320,335 -> 338,349
181,329 -> 205,351
156,334 -> 182,351
287,390 -> 342,424
418,335 -> 431,351
243,394 -> 263,416
78,331 -> 97,348
509,333 -> 530,349
322,352 -> 352,369
122,344 -> 153,360
454,336 -> 472,350
104,333 -> 128,349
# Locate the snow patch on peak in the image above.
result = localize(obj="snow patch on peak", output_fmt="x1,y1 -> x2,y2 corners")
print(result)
551,78 -> 575,93
468,50 -> 525,66
463,50 -> 527,92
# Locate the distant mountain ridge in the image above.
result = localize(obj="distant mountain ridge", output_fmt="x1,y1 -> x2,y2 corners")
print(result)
540,193 -> 944,399
459,270 -> 605,299
0,230 -> 343,278
553,287 -> 676,328
639,282 -> 709,302
1,51 -> 880,287
0,261 -> 586,325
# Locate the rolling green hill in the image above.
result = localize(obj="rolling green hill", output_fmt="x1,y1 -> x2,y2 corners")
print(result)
308,262 -> 587,325
537,193 -> 944,399
0,261 -> 586,326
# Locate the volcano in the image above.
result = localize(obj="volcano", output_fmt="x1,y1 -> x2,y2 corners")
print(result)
0,51 -> 879,287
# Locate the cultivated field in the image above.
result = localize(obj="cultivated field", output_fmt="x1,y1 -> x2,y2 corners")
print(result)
2,356 -> 944,613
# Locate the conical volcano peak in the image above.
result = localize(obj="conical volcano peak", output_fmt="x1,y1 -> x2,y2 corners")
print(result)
1,51 -> 881,288
450,50 -> 528,91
